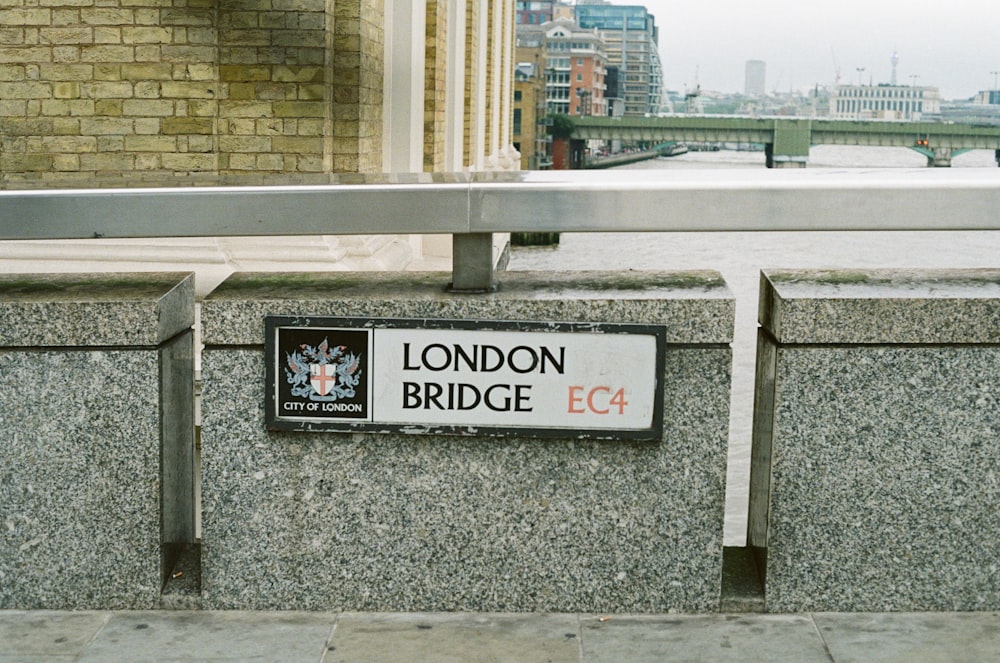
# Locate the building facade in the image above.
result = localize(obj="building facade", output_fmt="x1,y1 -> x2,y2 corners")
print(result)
745,60 -> 766,98
515,0 -> 554,25
516,18 -> 608,118
513,59 -> 549,169
573,3 -> 663,117
829,84 -> 942,121
0,0 -> 518,271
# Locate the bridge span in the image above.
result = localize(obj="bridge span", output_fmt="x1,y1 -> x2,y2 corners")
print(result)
572,116 -> 1000,168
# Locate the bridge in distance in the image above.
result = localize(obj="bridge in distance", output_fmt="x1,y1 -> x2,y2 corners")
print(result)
572,115 -> 1000,168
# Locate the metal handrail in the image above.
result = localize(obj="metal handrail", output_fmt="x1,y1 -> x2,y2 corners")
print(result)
4,169 -> 1000,290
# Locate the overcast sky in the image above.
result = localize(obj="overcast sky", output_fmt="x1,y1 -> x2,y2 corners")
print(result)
628,0 -> 1000,99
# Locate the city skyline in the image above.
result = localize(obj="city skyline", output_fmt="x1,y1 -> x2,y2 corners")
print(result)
631,0 -> 1000,100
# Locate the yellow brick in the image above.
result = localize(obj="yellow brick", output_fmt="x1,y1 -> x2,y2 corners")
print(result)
81,8 -> 134,26
0,46 -> 53,63
39,27 -> 93,45
271,135 -> 322,153
93,63 -> 120,80
273,100 -> 323,117
39,64 -> 92,80
122,98 -> 173,115
219,135 -> 270,152
0,81 -> 51,98
160,80 -> 216,99
80,152 -> 134,171
0,9 -> 51,27
124,135 -> 177,151
187,99 -> 216,116
120,63 -> 173,80
160,152 -> 216,171
94,27 -> 121,44
133,117 -> 160,134
80,45 -> 134,62
219,101 -> 271,117
219,64 -> 271,82
34,135 -> 96,152
122,26 -> 172,44
161,116 -> 213,134
1,154 -> 54,171
93,98 -> 123,116
226,153 -> 255,170
255,153 -> 284,170
134,153 -> 161,170
40,99 -> 94,115
185,63 -> 214,80
53,81 -> 80,98
274,65 -> 323,83
52,153 -> 80,171
134,81 -> 160,98
88,81 -> 133,98
80,117 -> 132,134
0,117 -> 54,135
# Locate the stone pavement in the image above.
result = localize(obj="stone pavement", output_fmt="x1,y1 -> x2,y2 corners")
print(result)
3,610 -> 1000,662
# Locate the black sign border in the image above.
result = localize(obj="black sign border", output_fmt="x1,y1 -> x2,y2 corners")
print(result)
265,315 -> 666,441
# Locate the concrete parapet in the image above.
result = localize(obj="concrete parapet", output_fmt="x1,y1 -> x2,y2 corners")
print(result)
0,272 -> 196,609
749,268 -> 1000,612
199,270 -> 734,612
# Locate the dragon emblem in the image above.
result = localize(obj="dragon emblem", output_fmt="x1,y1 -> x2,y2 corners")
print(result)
285,337 -> 362,402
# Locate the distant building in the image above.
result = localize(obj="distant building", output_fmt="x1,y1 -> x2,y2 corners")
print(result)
829,84 -> 941,120
745,60 -> 766,97
973,90 -> 1000,105
517,18 -> 608,118
513,59 -> 550,169
516,0 -> 555,25
572,3 -> 664,116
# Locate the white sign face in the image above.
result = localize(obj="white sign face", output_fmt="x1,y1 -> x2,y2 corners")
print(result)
266,317 -> 664,440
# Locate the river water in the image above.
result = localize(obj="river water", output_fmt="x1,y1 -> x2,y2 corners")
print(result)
508,145 -> 1000,545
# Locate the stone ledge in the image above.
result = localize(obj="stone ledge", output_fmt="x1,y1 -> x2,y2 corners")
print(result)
760,268 -> 1000,344
0,271 -> 194,347
200,270 -> 734,346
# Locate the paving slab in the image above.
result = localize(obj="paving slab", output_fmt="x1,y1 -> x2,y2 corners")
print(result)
74,611 -> 335,663
0,611 -> 110,661
815,612 -> 1000,663
324,612 -> 581,663
579,614 -> 832,663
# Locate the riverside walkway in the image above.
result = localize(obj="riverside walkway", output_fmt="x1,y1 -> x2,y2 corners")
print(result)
3,610 -> 1000,661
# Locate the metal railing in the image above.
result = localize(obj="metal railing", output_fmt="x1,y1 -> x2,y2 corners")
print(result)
4,169 -> 1000,291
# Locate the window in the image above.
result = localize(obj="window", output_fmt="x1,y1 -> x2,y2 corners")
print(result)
514,90 -> 522,102
513,109 -> 522,135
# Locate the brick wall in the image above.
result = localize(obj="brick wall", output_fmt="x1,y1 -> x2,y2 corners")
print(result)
462,0 -> 478,169
1,0 -> 512,181
0,0 -> 385,179
422,0 -> 445,172
0,0 -> 218,178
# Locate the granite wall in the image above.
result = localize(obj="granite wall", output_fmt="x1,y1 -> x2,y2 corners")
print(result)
0,273 -> 195,610
199,270 -> 734,612
749,269 -> 1000,612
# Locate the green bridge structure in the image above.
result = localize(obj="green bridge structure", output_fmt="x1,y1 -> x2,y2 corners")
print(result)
572,115 -> 1000,168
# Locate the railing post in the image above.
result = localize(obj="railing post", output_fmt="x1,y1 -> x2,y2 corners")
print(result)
450,232 -> 496,292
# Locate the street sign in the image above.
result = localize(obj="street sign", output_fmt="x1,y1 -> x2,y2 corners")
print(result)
266,316 -> 665,440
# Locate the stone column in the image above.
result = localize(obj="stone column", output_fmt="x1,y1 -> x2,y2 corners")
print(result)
199,270 -> 733,612
0,273 -> 195,609
749,268 -> 1000,612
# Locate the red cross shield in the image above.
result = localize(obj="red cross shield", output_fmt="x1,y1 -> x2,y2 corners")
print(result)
309,363 -> 337,396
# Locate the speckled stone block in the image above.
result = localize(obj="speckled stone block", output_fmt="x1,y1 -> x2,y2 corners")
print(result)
0,273 -> 196,609
199,270 -> 733,612
750,269 -> 1000,612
